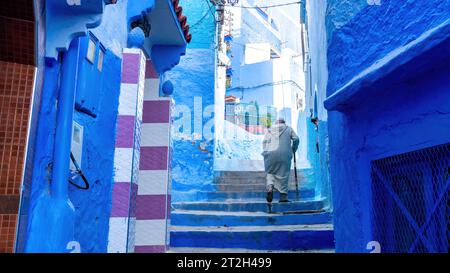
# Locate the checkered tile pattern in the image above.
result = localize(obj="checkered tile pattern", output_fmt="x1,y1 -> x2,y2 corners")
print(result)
134,60 -> 172,253
107,49 -> 145,253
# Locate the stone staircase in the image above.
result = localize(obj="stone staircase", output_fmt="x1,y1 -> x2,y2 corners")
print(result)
169,171 -> 335,252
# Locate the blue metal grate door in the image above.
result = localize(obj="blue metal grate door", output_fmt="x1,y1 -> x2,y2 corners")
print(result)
371,143 -> 449,253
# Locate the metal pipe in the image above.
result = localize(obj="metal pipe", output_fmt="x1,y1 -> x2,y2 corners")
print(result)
51,39 -> 80,200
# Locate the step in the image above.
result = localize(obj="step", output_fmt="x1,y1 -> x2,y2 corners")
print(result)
171,189 -> 315,203
215,171 -> 267,179
170,224 -> 335,250
171,199 -> 325,213
195,189 -> 315,201
214,176 -> 266,183
214,171 -> 302,184
171,210 -> 332,227
215,183 -> 267,192
168,247 -> 335,253
214,183 -> 305,192
214,177 -> 266,185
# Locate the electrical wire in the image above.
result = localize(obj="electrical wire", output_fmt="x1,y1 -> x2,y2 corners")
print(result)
190,0 -> 218,31
228,80 -> 305,92
232,41 -> 282,53
69,152 -> 90,190
190,10 -> 211,30
205,0 -> 217,25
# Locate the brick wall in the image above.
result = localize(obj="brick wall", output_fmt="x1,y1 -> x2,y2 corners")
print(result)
0,0 -> 36,253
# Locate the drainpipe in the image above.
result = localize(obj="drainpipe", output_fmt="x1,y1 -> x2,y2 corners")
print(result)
25,39 -> 80,253
36,38 -> 82,252
52,40 -> 80,200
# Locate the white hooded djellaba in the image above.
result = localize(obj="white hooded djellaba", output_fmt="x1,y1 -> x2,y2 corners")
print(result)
262,122 -> 299,195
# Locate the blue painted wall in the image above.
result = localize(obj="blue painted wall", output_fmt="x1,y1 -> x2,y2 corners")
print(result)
44,0 -> 106,60
167,0 -> 216,202
305,0 -> 332,207
25,60 -> 61,252
69,47 -> 121,253
324,0 -> 450,252
326,0 -> 450,96
24,1 -> 131,252
168,49 -> 216,200
181,0 -> 216,49
25,37 -> 122,252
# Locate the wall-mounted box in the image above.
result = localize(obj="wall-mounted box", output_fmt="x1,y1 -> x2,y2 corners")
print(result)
74,33 -> 106,118
70,121 -> 84,172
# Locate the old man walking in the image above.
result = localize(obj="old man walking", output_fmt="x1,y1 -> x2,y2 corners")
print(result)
262,118 -> 299,203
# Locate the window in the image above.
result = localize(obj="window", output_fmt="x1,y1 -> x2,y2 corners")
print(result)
97,49 -> 104,72
86,38 -> 96,64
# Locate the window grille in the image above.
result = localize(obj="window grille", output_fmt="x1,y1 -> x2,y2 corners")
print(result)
371,143 -> 449,253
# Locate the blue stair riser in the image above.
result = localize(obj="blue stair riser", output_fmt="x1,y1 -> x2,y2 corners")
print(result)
172,200 -> 324,212
197,189 -> 315,201
171,212 -> 332,227
214,170 -> 305,179
170,230 -> 335,250
171,189 -> 315,203
213,185 -> 306,192
214,171 -> 267,178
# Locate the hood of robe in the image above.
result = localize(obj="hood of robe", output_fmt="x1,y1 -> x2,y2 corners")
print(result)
269,123 -> 288,137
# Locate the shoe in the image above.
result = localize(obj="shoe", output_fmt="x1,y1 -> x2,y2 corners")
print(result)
266,185 -> 274,203
279,193 -> 289,203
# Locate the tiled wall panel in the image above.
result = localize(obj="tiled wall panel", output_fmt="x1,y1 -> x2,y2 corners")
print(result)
0,17 -> 35,66
134,60 -> 172,253
108,49 -> 146,253
0,61 -> 35,253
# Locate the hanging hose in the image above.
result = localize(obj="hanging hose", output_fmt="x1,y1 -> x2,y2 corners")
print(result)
68,152 -> 90,190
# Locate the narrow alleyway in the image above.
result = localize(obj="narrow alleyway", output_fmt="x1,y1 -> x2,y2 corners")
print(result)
165,0 -> 334,253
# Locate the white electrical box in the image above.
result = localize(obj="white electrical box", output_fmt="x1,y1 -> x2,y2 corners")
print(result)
70,121 -> 84,171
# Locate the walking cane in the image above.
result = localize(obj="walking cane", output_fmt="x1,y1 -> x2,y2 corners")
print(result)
293,152 -> 299,201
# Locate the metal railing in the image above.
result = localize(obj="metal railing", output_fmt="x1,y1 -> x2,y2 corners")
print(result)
225,103 -> 277,134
